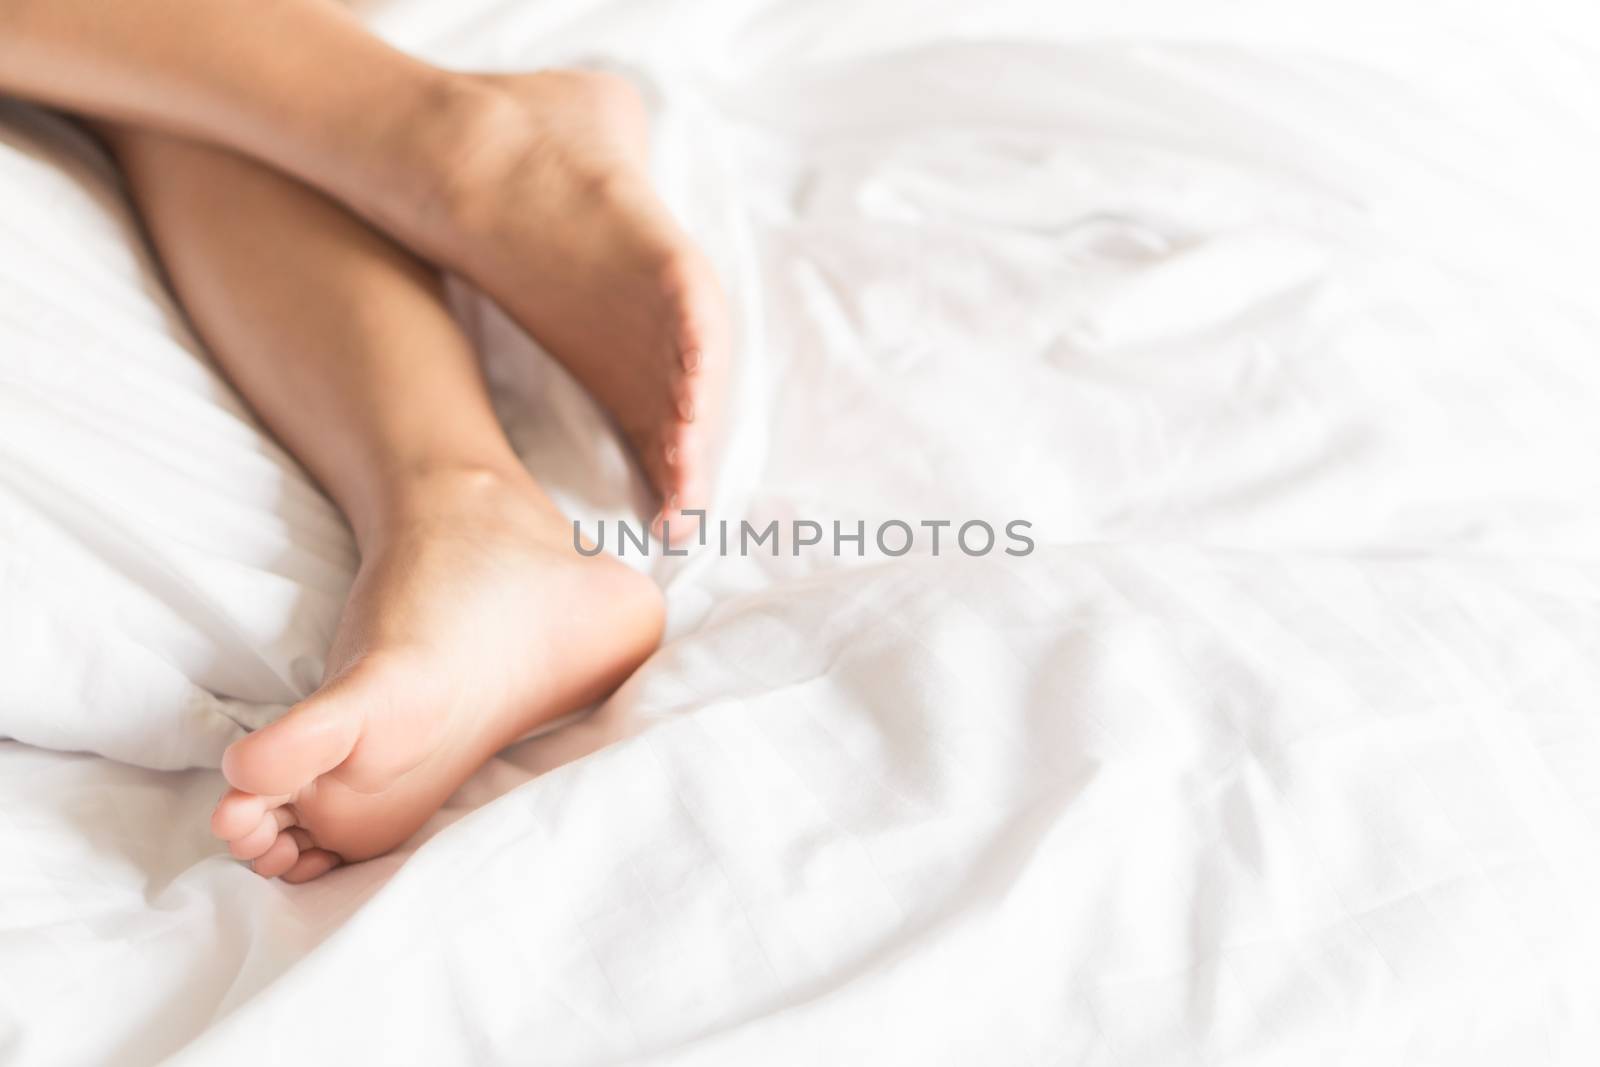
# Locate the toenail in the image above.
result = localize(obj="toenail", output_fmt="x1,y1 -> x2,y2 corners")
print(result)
683,348 -> 702,372
678,397 -> 695,421
665,445 -> 678,465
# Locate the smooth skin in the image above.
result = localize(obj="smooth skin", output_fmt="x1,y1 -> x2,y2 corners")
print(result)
0,0 -> 729,519
0,2 -> 732,879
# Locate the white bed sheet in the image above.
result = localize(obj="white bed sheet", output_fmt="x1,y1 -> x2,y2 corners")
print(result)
3,1 -> 1600,1063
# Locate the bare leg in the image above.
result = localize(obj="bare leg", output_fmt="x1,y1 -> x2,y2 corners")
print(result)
0,0 -> 460,226
100,122 -> 665,881
1,0 -> 729,524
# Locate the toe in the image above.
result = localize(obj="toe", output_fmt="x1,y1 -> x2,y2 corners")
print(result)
222,669 -> 372,797
651,425 -> 705,538
664,419 -> 695,480
228,807 -> 297,861
661,249 -> 725,360
211,788 -> 288,840
651,492 -> 680,541
668,359 -> 698,423
281,844 -> 343,884
250,830 -> 301,879
654,484 -> 709,547
637,420 -> 693,524
658,505 -> 703,547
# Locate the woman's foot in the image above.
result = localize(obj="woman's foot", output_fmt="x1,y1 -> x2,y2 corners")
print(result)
396,70 -> 730,535
209,468 -> 665,882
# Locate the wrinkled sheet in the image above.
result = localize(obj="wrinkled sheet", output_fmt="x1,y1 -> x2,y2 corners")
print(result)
3,1 -> 1600,1063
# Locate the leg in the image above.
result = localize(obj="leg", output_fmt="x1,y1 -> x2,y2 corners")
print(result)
99,122 -> 665,881
0,0 -> 460,224
0,1 -> 729,523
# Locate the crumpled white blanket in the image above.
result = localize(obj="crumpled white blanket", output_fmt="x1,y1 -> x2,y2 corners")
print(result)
2,0 -> 1599,1063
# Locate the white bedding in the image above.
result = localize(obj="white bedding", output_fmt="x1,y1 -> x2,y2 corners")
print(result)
4,1 -> 1600,1063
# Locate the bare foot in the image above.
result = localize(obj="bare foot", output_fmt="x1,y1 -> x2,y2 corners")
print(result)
209,469 -> 664,881
404,71 -> 731,534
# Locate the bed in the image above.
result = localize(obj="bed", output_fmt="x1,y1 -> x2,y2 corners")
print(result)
3,1 -> 1599,1063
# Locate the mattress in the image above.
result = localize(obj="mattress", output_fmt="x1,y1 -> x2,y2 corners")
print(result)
3,0 -> 1599,1063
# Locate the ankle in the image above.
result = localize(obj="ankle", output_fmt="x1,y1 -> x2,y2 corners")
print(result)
351,460 -> 551,556
364,72 -> 522,248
